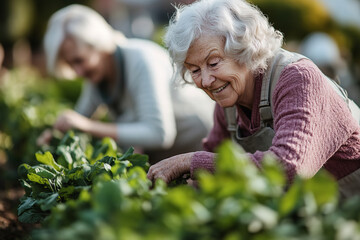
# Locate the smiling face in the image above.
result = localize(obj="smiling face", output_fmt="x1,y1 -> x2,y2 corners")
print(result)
184,35 -> 255,109
60,36 -> 111,84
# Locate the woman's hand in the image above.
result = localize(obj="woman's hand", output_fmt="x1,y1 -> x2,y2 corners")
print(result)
147,152 -> 194,184
54,110 -> 90,132
36,128 -> 53,146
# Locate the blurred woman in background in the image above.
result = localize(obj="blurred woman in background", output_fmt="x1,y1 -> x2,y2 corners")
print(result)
37,4 -> 214,163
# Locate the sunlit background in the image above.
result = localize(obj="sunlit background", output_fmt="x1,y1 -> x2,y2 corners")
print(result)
0,0 -> 360,99
0,0 -> 359,76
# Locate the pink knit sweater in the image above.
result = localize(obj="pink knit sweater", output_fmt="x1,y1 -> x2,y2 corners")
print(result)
190,59 -> 360,181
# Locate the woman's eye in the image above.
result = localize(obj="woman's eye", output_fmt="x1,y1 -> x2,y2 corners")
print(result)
192,69 -> 200,74
72,58 -> 83,65
209,58 -> 220,67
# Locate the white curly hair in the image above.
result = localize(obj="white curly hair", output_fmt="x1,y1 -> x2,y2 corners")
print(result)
44,4 -> 125,78
164,0 -> 283,83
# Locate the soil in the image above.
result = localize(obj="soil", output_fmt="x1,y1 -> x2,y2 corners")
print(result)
0,153 -> 39,240
0,187 -> 35,240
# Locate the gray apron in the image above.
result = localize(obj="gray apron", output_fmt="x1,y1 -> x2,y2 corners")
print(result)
338,168 -> 360,200
225,49 -> 360,198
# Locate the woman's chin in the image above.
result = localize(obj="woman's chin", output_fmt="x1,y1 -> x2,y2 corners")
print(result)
216,99 -> 236,108
89,77 -> 102,85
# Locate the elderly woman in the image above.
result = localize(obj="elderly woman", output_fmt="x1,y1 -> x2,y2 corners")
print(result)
37,4 -> 214,163
147,0 -> 360,198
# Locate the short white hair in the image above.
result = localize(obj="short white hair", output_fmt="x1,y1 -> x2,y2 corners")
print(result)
164,0 -> 283,83
44,4 -> 124,78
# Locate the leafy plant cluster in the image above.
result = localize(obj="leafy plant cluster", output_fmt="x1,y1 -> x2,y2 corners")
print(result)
19,134 -> 360,240
18,131 -> 149,224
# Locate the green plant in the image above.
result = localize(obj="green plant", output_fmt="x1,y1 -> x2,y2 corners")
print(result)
17,131 -> 149,224
22,140 -> 360,240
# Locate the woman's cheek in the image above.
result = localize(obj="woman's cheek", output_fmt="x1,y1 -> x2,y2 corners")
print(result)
192,76 -> 202,88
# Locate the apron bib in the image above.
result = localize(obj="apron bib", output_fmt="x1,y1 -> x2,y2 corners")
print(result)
338,167 -> 360,200
224,105 -> 275,154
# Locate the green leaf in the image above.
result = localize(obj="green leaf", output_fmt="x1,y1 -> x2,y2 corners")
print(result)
59,186 -> 90,201
104,163 -> 112,172
90,138 -> 118,161
215,140 -> 253,175
93,180 -> 127,214
98,156 -> 116,165
18,207 -> 48,224
278,179 -> 302,216
86,162 -> 111,182
59,131 -> 76,146
111,160 -> 131,177
27,173 -> 50,186
118,147 -> 134,161
85,143 -> 94,160
38,192 -> 60,211
57,146 -> 74,168
19,179 -> 32,195
66,166 -> 87,183
33,165 -> 57,179
35,151 -> 63,172
304,170 -> 338,206
261,153 -> 286,189
251,204 -> 278,229
18,197 -> 38,216
127,153 -> 149,171
18,163 -> 34,179
101,137 -> 118,157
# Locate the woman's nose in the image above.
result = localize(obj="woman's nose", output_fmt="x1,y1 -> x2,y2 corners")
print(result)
201,70 -> 215,88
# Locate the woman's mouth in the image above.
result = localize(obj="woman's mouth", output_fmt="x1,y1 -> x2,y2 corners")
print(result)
212,83 -> 230,93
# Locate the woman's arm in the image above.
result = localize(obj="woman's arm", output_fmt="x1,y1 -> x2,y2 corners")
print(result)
147,152 -> 194,183
147,103 -> 228,183
54,109 -> 118,139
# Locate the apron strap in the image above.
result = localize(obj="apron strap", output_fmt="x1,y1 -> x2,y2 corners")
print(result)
338,167 -> 360,200
224,106 -> 237,140
259,49 -> 305,127
102,45 -> 126,115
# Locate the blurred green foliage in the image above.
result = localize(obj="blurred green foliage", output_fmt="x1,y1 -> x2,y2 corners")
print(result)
251,0 -> 333,40
340,25 -> 360,65
250,0 -> 360,64
0,0 -> 91,49
0,68 -> 82,182
24,139 -> 360,240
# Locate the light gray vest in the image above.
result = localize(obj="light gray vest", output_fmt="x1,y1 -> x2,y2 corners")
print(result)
225,48 -> 360,154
